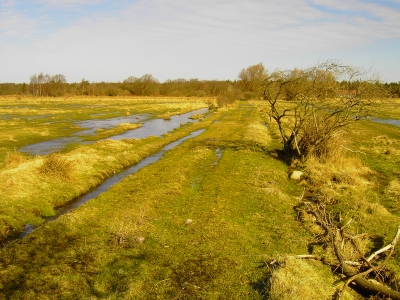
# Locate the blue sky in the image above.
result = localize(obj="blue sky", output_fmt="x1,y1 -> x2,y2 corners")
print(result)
1,0 -> 400,83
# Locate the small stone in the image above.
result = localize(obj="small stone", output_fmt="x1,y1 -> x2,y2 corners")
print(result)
290,170 -> 303,180
135,236 -> 145,244
185,219 -> 193,225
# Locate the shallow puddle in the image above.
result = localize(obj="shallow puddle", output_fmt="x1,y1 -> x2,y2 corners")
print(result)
110,108 -> 208,140
19,108 -> 208,155
370,117 -> 400,127
77,114 -> 148,136
213,148 -> 223,166
11,129 -> 206,242
20,137 -> 82,155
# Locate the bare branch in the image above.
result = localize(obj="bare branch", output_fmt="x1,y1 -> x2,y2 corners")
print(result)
367,226 -> 400,262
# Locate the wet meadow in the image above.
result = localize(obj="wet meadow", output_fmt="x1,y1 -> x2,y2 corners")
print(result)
0,96 -> 399,299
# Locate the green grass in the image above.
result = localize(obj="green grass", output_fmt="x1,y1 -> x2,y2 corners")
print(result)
0,96 -> 211,240
347,118 -> 400,213
0,102 -> 311,299
1,98 -> 400,298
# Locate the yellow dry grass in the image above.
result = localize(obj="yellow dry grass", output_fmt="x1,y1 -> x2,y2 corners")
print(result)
304,152 -> 395,220
243,122 -> 270,146
93,123 -> 142,139
4,150 -> 26,167
268,258 -> 354,300
0,158 -> 43,200
305,152 -> 372,187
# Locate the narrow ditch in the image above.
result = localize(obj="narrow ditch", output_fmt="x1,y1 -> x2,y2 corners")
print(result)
4,129 -> 206,245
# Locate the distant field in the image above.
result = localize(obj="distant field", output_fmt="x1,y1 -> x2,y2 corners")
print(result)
0,96 -> 399,299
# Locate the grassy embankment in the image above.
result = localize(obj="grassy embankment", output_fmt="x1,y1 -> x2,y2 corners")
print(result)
0,97 -> 399,298
0,96 -> 210,240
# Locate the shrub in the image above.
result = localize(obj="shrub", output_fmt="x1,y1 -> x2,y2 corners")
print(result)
216,94 -> 236,107
243,91 -> 256,100
298,116 -> 345,161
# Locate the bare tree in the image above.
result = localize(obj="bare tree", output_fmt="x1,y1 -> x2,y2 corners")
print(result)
238,63 -> 267,94
30,73 -> 65,96
50,74 -> 67,96
29,73 -> 49,96
261,61 -> 388,159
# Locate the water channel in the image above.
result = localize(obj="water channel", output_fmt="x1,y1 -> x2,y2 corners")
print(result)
7,129 -> 207,244
5,108 -> 210,244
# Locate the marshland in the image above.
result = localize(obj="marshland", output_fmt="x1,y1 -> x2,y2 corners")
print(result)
1,64 -> 400,299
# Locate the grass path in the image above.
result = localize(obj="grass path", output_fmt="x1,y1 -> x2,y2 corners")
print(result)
0,104 -> 310,299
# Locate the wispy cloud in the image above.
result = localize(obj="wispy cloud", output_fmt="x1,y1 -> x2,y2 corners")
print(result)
34,0 -> 109,8
0,0 -> 37,37
1,0 -> 399,82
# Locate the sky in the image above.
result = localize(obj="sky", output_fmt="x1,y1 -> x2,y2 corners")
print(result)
1,0 -> 400,84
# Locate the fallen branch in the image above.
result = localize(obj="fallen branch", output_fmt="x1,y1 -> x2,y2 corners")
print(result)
333,229 -> 400,300
300,202 -> 400,299
367,226 -> 400,262
340,145 -> 366,155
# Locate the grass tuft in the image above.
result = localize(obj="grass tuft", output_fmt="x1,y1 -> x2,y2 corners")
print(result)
39,152 -> 75,180
4,150 -> 26,167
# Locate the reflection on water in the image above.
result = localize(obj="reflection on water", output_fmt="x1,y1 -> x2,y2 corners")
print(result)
111,108 -> 208,140
19,108 -> 208,155
77,114 -> 148,136
20,137 -> 82,155
370,117 -> 400,127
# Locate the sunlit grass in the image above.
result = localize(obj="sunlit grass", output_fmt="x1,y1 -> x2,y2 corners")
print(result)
0,103 -> 313,298
0,96 -> 213,240
0,97 -> 399,298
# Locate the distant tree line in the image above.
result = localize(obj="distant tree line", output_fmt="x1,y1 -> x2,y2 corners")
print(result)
384,82 -> 400,98
0,73 -> 241,98
0,71 -> 398,98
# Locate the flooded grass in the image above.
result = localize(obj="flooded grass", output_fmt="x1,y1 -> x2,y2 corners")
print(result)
0,97 -> 211,241
0,96 -> 211,162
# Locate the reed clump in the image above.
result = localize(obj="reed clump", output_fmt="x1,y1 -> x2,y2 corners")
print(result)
4,150 -> 26,167
39,152 -> 75,180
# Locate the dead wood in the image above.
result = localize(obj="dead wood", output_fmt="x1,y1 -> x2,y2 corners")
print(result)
300,202 -> 400,299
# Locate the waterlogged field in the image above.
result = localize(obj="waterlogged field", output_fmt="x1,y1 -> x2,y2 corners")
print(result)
0,96 -> 399,299
0,96 -> 211,239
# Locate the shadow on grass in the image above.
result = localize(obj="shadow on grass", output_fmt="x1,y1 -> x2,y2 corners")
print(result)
250,268 -> 273,300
